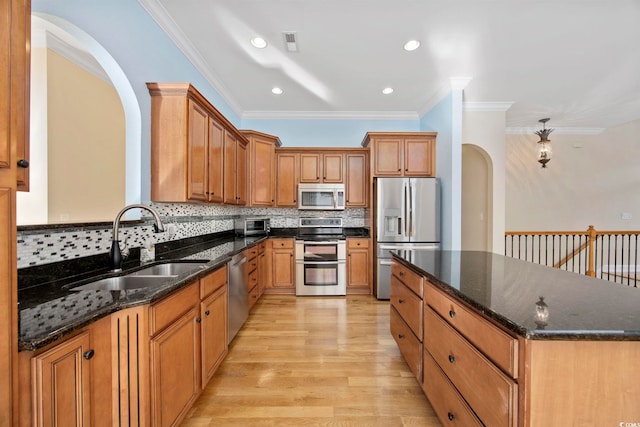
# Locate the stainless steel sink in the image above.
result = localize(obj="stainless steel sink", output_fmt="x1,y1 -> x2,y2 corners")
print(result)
70,275 -> 176,291
128,262 -> 209,277
70,261 -> 209,291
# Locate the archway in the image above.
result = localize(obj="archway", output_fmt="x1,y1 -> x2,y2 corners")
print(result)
461,144 -> 493,251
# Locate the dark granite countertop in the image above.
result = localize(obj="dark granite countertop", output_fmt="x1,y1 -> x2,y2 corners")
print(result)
391,250 -> 640,341
18,233 -> 268,351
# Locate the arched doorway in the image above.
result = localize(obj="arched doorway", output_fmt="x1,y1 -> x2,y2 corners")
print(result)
462,144 -> 493,251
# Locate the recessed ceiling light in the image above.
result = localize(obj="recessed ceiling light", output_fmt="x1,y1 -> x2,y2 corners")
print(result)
403,40 -> 421,51
382,87 -> 394,95
272,87 -> 283,95
251,37 -> 267,49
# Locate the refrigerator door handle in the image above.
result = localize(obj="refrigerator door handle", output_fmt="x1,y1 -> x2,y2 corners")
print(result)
379,259 -> 393,266
403,182 -> 409,237
409,181 -> 414,238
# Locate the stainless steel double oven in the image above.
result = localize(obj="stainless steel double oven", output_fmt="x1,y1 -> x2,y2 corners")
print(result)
295,218 -> 346,296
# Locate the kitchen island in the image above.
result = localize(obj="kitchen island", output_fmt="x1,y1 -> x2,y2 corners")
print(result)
390,250 -> 640,426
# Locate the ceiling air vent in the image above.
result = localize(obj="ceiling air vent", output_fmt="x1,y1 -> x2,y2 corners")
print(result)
283,32 -> 298,52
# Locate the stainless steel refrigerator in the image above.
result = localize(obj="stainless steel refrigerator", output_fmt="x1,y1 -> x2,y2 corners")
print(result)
374,177 -> 440,299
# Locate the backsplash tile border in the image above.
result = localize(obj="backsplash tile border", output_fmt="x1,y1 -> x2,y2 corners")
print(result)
17,203 -> 367,268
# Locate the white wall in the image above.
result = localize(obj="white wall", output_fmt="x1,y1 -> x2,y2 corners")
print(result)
462,110 -> 507,253
506,118 -> 640,231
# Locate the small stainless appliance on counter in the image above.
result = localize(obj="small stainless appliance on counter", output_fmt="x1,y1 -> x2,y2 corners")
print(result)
234,217 -> 270,236
295,217 -> 346,296
227,252 -> 248,343
374,177 -> 440,300
297,183 -> 345,210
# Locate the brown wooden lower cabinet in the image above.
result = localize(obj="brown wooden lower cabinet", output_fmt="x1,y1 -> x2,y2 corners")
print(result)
346,237 -> 370,294
265,238 -> 295,294
390,257 -> 640,426
22,265 -> 229,427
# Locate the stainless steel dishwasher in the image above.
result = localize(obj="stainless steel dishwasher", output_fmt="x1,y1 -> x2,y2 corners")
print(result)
227,251 -> 249,343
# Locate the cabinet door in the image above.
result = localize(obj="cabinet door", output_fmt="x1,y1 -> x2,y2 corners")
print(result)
347,240 -> 370,292
373,138 -> 403,176
272,249 -> 295,288
275,152 -> 298,207
187,99 -> 209,202
150,307 -> 200,427
345,153 -> 367,207
404,137 -> 435,176
322,153 -> 343,183
299,153 -> 321,183
207,117 -> 224,203
11,0 -> 29,191
32,331 -> 92,427
223,130 -> 237,204
250,137 -> 275,206
201,286 -> 228,388
236,140 -> 248,205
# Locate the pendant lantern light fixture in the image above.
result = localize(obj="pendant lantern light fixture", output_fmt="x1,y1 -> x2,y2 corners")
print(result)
535,118 -> 553,168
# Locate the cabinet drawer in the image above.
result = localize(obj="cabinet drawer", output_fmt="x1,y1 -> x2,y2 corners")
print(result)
248,269 -> 258,291
391,260 -> 423,298
271,238 -> 294,249
246,246 -> 259,260
258,241 -> 266,253
390,275 -> 422,341
248,284 -> 259,310
347,238 -> 369,249
149,283 -> 199,336
424,282 -> 518,377
390,306 -> 422,380
423,350 -> 483,427
247,257 -> 258,273
424,308 -> 517,427
200,266 -> 227,299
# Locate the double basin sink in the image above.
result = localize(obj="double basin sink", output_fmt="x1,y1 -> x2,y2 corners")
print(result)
70,260 -> 209,292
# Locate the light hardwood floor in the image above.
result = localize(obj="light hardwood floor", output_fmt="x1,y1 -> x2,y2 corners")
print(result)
181,295 -> 442,426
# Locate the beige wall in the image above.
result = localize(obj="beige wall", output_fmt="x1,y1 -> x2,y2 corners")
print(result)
462,110 -> 507,253
46,49 -> 125,223
506,118 -> 640,231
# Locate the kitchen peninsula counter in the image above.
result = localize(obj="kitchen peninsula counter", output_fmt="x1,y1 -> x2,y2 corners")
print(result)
390,250 -> 640,425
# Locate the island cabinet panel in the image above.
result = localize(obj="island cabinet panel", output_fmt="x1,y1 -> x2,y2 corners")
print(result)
422,351 -> 483,427
390,307 -> 422,379
523,340 -> 640,426
424,308 -> 518,427
424,283 -> 518,377
390,275 -> 422,339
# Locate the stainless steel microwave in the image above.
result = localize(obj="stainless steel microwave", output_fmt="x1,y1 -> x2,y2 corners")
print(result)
297,183 -> 345,210
234,217 -> 270,236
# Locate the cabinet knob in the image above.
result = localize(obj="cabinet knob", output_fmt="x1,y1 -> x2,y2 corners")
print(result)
448,355 -> 455,363
405,168 -> 408,171
447,412 -> 455,421
398,334 -> 405,339
205,310 -> 210,316
449,309 -> 456,318
399,271 -> 404,276
196,317 -> 202,323
398,299 -> 405,304
317,176 -> 320,179
397,168 -> 401,171
83,349 -> 95,360
17,159 -> 29,168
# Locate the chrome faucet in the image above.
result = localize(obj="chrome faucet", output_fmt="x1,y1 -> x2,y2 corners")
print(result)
109,204 -> 165,272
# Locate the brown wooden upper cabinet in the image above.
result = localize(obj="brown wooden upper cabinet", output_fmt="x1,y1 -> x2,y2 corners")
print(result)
361,132 -> 436,177
344,152 -> 368,207
147,83 -> 250,205
241,130 -> 282,207
275,151 -> 298,207
299,152 -> 343,183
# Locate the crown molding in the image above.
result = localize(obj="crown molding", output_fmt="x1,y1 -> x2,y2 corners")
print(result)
242,110 -> 420,120
506,126 -> 605,135
464,102 -> 514,112
137,0 -> 244,116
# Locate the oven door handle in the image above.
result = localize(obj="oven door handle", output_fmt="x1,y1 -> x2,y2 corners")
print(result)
296,241 -> 343,245
296,260 -> 346,265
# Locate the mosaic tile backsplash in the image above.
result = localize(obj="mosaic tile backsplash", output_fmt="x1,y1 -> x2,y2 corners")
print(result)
17,203 -> 367,268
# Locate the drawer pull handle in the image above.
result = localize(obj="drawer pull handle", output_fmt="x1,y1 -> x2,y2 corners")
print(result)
447,412 -> 455,421
398,299 -> 405,304
448,355 -> 455,363
449,310 -> 456,318
398,334 -> 405,339
83,349 -> 94,360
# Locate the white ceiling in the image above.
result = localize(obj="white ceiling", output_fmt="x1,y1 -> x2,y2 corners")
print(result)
140,0 -> 640,130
